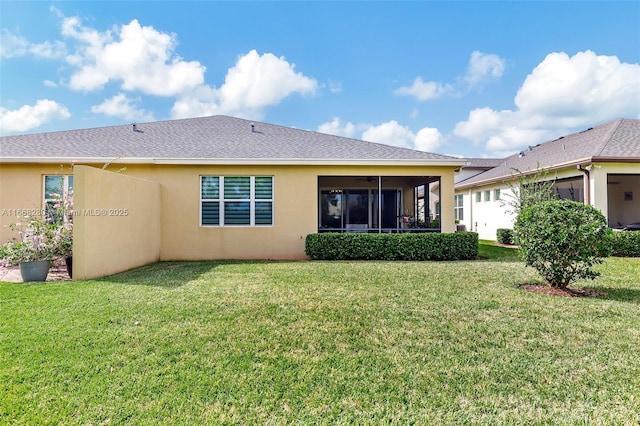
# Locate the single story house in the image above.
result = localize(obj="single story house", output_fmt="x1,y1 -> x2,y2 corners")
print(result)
455,118 -> 640,240
0,115 -> 466,279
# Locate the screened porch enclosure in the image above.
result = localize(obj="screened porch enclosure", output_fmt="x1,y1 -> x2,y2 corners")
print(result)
318,176 -> 441,233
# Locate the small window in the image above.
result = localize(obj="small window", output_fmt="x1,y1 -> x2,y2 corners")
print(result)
201,176 -> 273,226
201,176 -> 220,225
484,190 -> 491,202
44,175 -> 73,221
475,192 -> 482,203
494,189 -> 501,200
454,194 -> 464,221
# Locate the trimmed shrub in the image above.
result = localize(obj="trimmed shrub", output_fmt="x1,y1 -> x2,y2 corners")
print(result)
496,228 -> 514,245
305,232 -> 478,261
514,200 -> 613,288
611,231 -> 640,257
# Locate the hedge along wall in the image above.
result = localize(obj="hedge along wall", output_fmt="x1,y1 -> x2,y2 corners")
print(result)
611,232 -> 640,257
305,232 -> 479,261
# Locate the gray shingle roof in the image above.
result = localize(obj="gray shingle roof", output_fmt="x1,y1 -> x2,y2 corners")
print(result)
457,118 -> 640,188
464,158 -> 503,168
0,115 -> 463,165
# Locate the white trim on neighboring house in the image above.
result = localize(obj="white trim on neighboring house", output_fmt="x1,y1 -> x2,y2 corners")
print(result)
456,182 -> 514,239
456,162 -> 640,240
454,119 -> 640,240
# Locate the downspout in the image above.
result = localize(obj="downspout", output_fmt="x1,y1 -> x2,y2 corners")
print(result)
577,165 -> 591,205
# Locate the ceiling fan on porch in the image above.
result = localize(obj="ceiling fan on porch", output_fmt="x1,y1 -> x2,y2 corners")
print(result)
354,176 -> 378,183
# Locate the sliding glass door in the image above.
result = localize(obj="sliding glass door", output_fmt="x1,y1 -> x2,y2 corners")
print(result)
320,188 -> 401,232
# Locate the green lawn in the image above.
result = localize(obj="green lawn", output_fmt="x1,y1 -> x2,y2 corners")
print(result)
1,252 -> 639,424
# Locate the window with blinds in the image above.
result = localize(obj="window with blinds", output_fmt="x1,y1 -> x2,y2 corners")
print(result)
201,176 -> 273,226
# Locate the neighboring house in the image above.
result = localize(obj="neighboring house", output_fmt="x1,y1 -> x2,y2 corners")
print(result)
0,115 -> 466,279
455,118 -> 640,240
425,158 -> 502,229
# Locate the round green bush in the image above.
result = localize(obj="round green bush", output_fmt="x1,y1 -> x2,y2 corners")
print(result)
514,200 -> 613,288
496,228 -> 514,245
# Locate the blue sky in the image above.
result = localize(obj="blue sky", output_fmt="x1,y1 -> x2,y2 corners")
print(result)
1,1 -> 639,158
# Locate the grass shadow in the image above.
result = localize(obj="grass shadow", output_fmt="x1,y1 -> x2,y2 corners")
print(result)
586,286 -> 640,304
513,281 -> 640,303
477,242 -> 520,262
96,261 -> 224,288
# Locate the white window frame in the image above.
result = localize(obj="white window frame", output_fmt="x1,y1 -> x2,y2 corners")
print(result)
454,194 -> 464,221
494,189 -> 501,201
43,175 -> 73,222
43,174 -> 73,205
484,190 -> 491,202
200,176 -> 274,227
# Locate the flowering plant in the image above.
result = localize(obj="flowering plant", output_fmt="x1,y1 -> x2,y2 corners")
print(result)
0,192 -> 73,266
0,216 -> 59,266
49,191 -> 74,258
55,221 -> 73,259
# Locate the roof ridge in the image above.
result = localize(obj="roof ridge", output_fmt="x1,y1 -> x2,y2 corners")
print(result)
594,118 -> 623,157
1,114 -> 465,164
186,115 -> 459,159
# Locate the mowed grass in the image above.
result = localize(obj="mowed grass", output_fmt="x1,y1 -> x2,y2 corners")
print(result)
1,252 -> 639,424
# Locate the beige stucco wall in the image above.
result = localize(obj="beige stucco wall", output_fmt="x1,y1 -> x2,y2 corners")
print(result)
2,162 -> 458,277
73,165 -> 161,279
438,169 -> 455,232
119,163 -> 458,261
106,164 -> 317,260
0,163 -> 74,243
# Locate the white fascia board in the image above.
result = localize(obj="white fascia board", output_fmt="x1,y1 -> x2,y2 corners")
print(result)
0,157 -> 153,164
1,157 -> 468,167
152,158 -> 468,166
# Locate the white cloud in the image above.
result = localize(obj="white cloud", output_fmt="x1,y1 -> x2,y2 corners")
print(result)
0,99 -> 70,134
415,127 -> 444,152
317,117 -> 357,138
463,51 -> 505,86
172,49 -> 318,120
395,51 -> 505,101
91,93 -> 154,122
61,17 -> 206,96
394,77 -> 451,101
485,127 -> 552,154
514,50 -> 640,125
454,50 -> 640,155
218,50 -> 317,111
2,11 -> 319,127
360,120 -> 443,152
453,107 -> 504,144
0,29 -> 66,59
362,120 -> 415,148
318,118 -> 444,152
170,85 -> 219,119
328,80 -> 343,94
